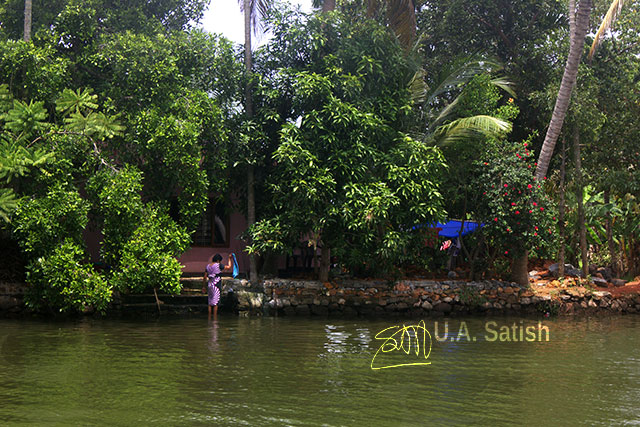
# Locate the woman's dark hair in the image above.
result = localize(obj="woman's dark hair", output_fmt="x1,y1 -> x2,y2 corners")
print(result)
212,253 -> 223,263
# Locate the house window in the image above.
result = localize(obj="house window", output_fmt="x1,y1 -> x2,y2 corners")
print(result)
193,198 -> 230,247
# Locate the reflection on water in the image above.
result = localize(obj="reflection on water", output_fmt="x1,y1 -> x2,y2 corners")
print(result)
0,315 -> 639,425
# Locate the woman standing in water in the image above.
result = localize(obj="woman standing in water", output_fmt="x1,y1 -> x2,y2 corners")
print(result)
203,254 -> 233,319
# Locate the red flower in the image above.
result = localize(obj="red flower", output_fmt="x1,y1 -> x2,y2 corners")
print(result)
504,184 -> 508,188
529,210 -> 532,213
504,250 -> 509,255
535,226 -> 538,231
511,202 -> 516,206
484,162 -> 488,165
534,232 -> 537,236
527,184 -> 533,189
515,211 -> 520,215
533,202 -> 537,206
494,217 -> 498,222
540,207 -> 544,211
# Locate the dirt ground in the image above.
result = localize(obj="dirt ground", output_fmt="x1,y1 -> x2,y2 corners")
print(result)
527,259 -> 640,297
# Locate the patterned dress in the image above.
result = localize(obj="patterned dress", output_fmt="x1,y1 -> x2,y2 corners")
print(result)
206,263 -> 222,306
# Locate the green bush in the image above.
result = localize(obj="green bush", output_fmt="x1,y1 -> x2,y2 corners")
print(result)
25,240 -> 111,313
86,166 -> 145,267
12,182 -> 89,257
111,206 -> 189,294
89,167 -> 190,294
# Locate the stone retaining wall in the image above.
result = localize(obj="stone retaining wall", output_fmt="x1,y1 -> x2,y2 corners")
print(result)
3,279 -> 639,317
260,279 -> 640,317
0,282 -> 26,316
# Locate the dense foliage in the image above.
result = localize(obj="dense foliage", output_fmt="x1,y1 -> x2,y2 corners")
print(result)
0,0 -> 639,312
244,13 -> 448,278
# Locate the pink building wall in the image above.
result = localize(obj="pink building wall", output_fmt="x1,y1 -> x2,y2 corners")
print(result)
83,210 -> 250,276
178,210 -> 249,275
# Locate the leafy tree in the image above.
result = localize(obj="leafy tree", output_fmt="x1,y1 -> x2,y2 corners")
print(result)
320,0 -> 418,47
247,11 -> 448,280
0,0 -> 66,40
435,73 -> 518,226
0,0 -> 208,41
535,0 -> 632,180
0,84 -> 54,222
111,205 -> 190,294
12,182 -> 111,313
0,40 -> 70,102
87,167 -> 190,295
416,0 -> 566,145
26,240 -> 111,313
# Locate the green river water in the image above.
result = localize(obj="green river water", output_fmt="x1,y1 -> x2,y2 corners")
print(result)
1,314 -> 639,426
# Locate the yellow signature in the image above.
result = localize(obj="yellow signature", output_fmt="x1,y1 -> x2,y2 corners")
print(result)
371,320 -> 433,370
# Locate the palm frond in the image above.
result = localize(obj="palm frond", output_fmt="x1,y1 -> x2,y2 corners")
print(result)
56,88 -> 98,115
490,77 -> 517,98
408,69 -> 428,104
0,188 -> 18,223
588,0 -> 626,60
431,97 -> 460,129
432,115 -> 512,146
427,57 -> 503,106
239,0 -> 273,35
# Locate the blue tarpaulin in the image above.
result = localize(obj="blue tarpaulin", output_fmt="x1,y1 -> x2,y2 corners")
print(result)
412,220 -> 483,238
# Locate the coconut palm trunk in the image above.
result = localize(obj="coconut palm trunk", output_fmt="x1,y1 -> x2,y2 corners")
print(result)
558,136 -> 567,277
23,0 -> 32,41
244,0 -> 258,283
535,0 -> 592,181
574,128 -> 589,278
322,0 -> 336,13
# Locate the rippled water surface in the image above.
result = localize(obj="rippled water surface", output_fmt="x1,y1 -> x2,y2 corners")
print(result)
1,314 -> 639,426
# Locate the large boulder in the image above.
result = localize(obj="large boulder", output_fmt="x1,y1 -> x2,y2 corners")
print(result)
611,279 -> 627,287
548,263 -> 584,278
597,267 -> 613,281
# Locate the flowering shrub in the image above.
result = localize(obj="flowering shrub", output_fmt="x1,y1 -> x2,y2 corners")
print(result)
476,136 -> 557,257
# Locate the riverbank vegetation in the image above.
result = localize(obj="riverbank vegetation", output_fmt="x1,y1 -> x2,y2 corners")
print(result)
0,0 -> 639,313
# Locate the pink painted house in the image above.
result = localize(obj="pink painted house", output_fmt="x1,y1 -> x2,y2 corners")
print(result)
178,196 -> 250,276
83,194 -> 302,278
